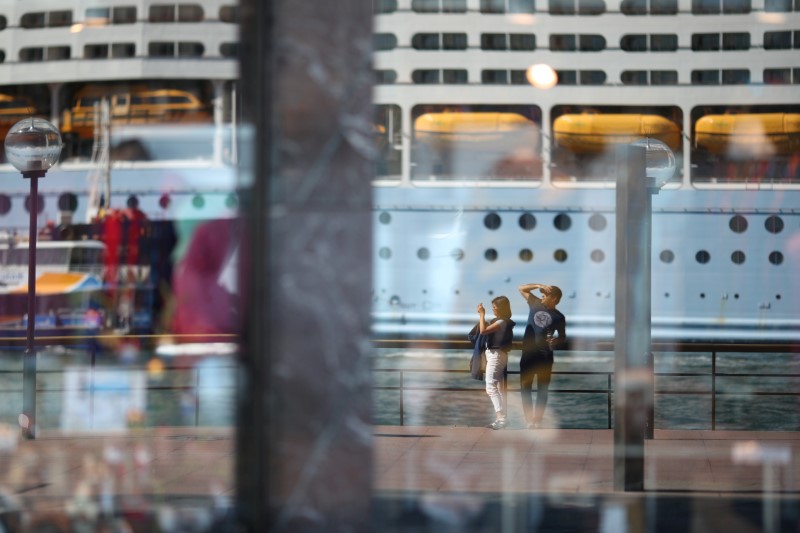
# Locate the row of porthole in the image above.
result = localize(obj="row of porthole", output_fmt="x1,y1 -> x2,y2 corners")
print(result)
378,211 -> 787,234
0,193 -> 238,215
385,291 -> 784,302
379,247 -> 785,265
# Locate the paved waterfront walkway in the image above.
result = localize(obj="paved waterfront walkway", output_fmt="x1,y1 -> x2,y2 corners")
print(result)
374,425 -> 800,495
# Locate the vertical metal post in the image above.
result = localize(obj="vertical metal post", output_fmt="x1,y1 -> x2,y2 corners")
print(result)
399,371 -> 404,426
22,171 -> 42,440
711,351 -> 716,430
614,145 -> 653,491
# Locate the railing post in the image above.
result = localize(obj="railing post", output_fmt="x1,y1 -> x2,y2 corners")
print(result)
608,373 -> 613,430
399,371 -> 404,426
711,351 -> 716,431
195,369 -> 201,427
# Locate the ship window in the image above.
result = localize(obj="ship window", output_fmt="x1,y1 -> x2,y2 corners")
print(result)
24,194 -> 45,214
178,42 -> 204,57
442,33 -> 468,50
722,69 -> 749,84
510,70 -> 528,84
695,250 -> 711,264
580,70 -> 606,84
556,70 -> 577,84
509,0 -> 536,12
550,34 -> 577,51
482,34 -> 508,50
763,31 -> 791,49
178,4 -> 204,22
374,33 -> 398,51
622,0 -> 678,13
723,0 -> 751,12
510,34 -> 536,50
723,32 -> 750,50
374,0 -> 398,13
0,16 -> 6,30
764,0 -> 792,11
84,44 -> 109,59
651,0 -> 679,13
481,0 -> 506,13
651,70 -> 678,84
622,70 -> 648,84
795,68 -> 800,83
550,0 -> 576,14
621,0 -> 648,13
443,69 -> 468,83
729,215 -> 748,233
220,42 -> 239,57
763,68 -> 791,84
443,0 -> 468,12
47,46 -> 71,60
150,5 -> 175,22
113,7 -> 137,24
0,51 -> 4,63
149,42 -> 176,57
412,33 -> 440,50
651,34 -> 678,51
112,43 -> 136,58
621,35 -> 648,51
0,194 -> 10,214
765,215 -> 784,233
520,249 -> 534,262
692,0 -> 720,13
731,251 -> 746,264
769,251 -> 784,265
413,0 -> 440,12
86,7 -> 110,21
374,69 -> 397,84
692,33 -> 720,51
691,69 -> 719,84
519,213 -> 537,230
20,12 -> 46,29
412,69 -> 440,84
660,250 -> 675,263
220,5 -> 239,22
579,35 -> 606,51
482,70 -> 509,84
578,0 -> 606,14
48,10 -> 72,27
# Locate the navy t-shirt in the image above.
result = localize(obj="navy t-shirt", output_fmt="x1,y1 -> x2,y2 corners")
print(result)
523,299 -> 566,354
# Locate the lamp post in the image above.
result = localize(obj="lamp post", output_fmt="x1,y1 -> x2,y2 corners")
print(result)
614,138 -> 675,491
4,117 -> 63,440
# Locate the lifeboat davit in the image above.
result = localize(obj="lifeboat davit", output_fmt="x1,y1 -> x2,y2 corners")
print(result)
553,114 -> 681,154
414,112 -> 541,149
694,113 -> 800,157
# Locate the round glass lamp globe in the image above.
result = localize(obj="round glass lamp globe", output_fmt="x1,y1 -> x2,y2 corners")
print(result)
631,137 -> 676,187
4,117 -> 63,173
526,64 -> 557,90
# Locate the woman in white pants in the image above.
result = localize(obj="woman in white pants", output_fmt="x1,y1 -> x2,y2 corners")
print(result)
477,296 -> 515,430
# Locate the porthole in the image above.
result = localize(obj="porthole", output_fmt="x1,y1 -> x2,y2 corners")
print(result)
484,212 -> 501,230
379,212 -> 391,224
553,213 -> 571,231
192,194 -> 205,209
417,247 -> 430,260
225,194 -> 238,208
588,213 -> 607,231
695,250 -> 710,264
765,215 -> 783,234
734,294 -> 739,299
731,250 -> 745,265
660,250 -> 674,264
768,251 -> 783,265
700,293 -> 706,299
590,249 -> 605,262
0,194 -> 11,215
24,194 -> 44,214
519,212 -> 536,230
58,192 -> 78,212
451,248 -> 464,261
776,294 -> 781,300
729,215 -> 747,233
485,248 -> 498,261
389,295 -> 401,306
664,292 -> 670,298
378,247 -> 392,259
519,249 -> 533,262
554,249 -> 568,262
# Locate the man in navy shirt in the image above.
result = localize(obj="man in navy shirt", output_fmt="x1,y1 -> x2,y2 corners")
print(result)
518,283 -> 567,429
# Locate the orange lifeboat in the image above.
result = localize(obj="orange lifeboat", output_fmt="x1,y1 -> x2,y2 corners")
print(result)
694,113 -> 800,156
553,113 -> 681,154
414,112 -> 541,150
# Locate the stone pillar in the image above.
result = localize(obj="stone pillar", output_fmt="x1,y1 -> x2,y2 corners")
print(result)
236,0 -> 373,531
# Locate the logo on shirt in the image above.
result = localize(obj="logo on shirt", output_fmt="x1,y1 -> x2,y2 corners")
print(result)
533,311 -> 553,328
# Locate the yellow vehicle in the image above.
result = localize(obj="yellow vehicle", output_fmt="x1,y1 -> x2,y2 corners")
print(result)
553,113 -> 681,154
62,86 -> 211,140
694,113 -> 800,156
0,93 -> 37,135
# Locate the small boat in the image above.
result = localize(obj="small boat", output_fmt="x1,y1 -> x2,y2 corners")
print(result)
553,113 -> 682,154
694,113 -> 800,156
414,112 -> 541,147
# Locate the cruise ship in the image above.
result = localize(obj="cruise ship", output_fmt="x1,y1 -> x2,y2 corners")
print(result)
0,0 -> 798,342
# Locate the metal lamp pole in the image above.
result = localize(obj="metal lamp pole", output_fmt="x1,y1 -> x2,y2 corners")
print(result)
5,117 -> 63,440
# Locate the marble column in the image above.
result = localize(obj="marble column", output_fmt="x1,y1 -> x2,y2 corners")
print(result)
236,0 -> 374,531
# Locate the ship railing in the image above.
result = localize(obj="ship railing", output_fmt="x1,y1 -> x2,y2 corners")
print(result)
373,338 -> 800,430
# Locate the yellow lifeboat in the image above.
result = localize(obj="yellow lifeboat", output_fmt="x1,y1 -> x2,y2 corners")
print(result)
553,113 -> 681,154
694,113 -> 800,156
414,112 -> 540,148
